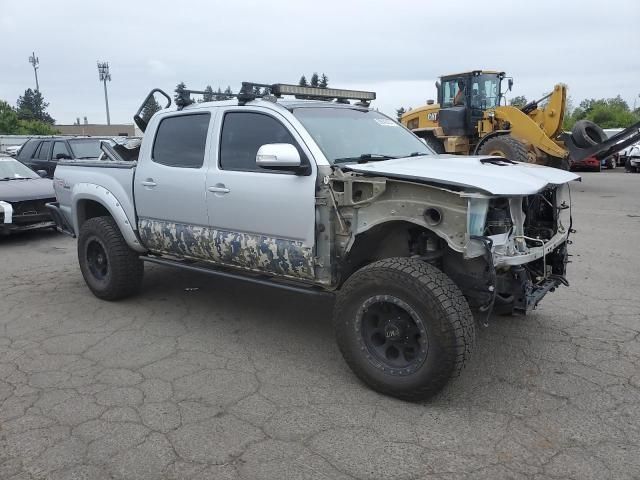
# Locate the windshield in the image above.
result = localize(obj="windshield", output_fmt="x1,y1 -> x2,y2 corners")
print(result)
470,74 -> 501,110
0,159 -> 38,180
68,139 -> 113,159
292,108 -> 432,164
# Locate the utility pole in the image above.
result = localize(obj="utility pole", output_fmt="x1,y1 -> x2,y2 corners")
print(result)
28,52 -> 39,91
97,61 -> 111,125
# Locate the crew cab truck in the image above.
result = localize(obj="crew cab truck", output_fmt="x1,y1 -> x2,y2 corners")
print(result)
48,82 -> 579,400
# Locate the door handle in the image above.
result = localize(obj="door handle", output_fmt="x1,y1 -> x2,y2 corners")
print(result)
141,179 -> 157,187
207,185 -> 230,194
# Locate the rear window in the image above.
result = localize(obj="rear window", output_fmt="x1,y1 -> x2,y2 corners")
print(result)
17,139 -> 40,159
152,114 -> 210,168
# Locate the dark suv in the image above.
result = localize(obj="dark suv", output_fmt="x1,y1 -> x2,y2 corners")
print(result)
16,137 -> 114,178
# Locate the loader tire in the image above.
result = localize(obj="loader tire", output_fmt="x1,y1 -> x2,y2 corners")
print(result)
478,135 -> 530,163
78,216 -> 144,300
571,120 -> 607,148
333,257 -> 475,401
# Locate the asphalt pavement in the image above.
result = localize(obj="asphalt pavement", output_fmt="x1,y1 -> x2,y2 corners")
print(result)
1,169 -> 639,479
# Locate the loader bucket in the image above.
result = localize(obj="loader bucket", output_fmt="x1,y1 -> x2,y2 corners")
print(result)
562,120 -> 640,164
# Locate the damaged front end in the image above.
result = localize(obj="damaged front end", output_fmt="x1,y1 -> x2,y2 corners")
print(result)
456,184 -> 573,314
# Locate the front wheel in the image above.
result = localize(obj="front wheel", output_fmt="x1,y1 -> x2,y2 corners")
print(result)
333,258 -> 475,401
78,216 -> 144,300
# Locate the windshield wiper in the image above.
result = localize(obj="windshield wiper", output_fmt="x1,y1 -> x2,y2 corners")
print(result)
334,153 -> 398,164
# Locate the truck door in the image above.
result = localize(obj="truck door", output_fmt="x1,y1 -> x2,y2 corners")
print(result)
134,112 -> 212,256
204,108 -> 317,280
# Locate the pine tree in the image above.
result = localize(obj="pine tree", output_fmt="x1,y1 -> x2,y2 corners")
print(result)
223,86 -> 233,100
174,82 -> 191,107
319,74 -> 329,88
140,96 -> 162,122
215,87 -> 223,101
396,107 -> 406,122
310,73 -> 319,87
16,88 -> 55,124
298,75 -> 308,87
202,85 -> 215,102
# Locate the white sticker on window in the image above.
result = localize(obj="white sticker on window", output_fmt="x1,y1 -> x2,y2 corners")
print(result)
374,118 -> 399,127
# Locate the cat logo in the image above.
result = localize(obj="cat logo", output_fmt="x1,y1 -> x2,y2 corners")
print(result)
427,112 -> 438,122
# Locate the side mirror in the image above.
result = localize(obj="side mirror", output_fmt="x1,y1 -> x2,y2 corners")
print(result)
435,81 -> 441,90
508,78 -> 514,91
56,153 -> 70,160
256,143 -> 301,170
36,170 -> 47,178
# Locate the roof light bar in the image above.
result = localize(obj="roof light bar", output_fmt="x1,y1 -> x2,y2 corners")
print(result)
272,84 -> 376,102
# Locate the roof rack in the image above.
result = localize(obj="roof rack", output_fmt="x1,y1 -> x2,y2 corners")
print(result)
176,82 -> 376,109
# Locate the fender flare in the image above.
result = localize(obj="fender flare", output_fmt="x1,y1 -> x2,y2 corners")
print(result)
71,183 -> 147,253
473,130 -> 511,155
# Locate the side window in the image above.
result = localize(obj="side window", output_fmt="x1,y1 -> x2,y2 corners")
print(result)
220,112 -> 300,172
36,141 -> 51,160
407,118 -> 419,130
152,113 -> 210,168
52,142 -> 70,160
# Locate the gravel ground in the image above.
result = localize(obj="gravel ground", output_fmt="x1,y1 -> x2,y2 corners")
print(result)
0,170 -> 639,480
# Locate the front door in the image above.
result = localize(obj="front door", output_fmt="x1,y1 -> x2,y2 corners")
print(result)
134,111 -> 213,257
205,108 -> 317,280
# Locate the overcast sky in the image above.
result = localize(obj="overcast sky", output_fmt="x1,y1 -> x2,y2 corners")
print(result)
1,0 -> 639,125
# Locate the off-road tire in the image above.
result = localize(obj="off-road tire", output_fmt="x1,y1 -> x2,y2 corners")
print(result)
424,135 -> 445,154
333,257 -> 475,401
571,120 -> 607,148
478,135 -> 530,163
78,216 -> 144,300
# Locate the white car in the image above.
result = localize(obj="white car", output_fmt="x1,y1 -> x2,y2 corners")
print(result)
4,145 -> 22,157
625,145 -> 640,173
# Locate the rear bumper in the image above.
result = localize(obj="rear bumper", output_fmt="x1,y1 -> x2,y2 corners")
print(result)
46,202 -> 76,237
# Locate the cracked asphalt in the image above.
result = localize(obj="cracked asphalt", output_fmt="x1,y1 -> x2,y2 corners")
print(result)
1,170 -> 639,479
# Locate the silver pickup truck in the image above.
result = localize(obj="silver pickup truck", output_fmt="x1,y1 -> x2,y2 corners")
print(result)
48,82 -> 579,400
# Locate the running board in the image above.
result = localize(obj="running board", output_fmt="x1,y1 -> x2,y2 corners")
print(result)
141,255 -> 333,297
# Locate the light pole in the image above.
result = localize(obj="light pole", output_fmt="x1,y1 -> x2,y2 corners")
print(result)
28,52 -> 39,91
97,61 -> 111,125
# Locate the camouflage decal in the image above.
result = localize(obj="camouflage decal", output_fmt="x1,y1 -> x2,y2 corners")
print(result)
138,219 -> 315,280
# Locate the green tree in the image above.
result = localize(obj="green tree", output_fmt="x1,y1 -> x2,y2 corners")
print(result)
0,100 -> 20,134
16,88 -> 54,124
140,95 -> 162,122
0,99 -> 58,135
563,95 -> 639,130
310,73 -> 319,87
298,75 -> 308,87
319,73 -> 329,88
396,107 -> 406,122
174,82 -> 191,106
202,85 -> 215,102
223,86 -> 233,100
509,95 -> 528,108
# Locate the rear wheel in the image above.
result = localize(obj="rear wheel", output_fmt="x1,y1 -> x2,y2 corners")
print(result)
477,135 -> 530,163
78,216 -> 144,300
333,258 -> 475,401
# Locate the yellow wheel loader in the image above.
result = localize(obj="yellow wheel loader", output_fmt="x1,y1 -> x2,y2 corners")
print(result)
401,70 -> 640,169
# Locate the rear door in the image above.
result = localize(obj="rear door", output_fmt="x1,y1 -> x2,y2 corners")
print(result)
29,140 -> 52,175
134,111 -> 213,257
204,108 -> 317,279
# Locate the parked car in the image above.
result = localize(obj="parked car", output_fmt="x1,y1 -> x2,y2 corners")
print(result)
16,136 -> 114,178
625,145 -> 640,173
621,143 -> 640,166
4,145 -> 23,157
48,83 -> 579,400
571,155 -> 601,172
0,154 -> 56,235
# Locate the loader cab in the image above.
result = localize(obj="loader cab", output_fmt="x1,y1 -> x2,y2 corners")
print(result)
437,70 -> 505,136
